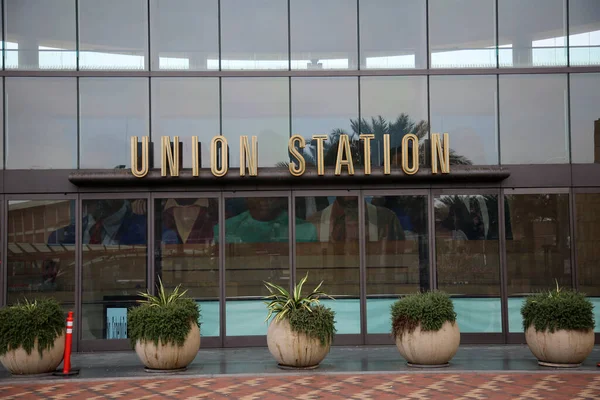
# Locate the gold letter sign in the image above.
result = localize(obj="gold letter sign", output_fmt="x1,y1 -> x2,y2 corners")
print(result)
161,136 -> 180,177
129,133 -> 450,178
288,135 -> 306,176
431,133 -> 450,174
239,135 -> 258,177
131,136 -> 149,178
211,136 -> 228,177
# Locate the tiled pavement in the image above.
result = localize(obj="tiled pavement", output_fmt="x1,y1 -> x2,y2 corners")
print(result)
0,372 -> 599,399
1,346 -> 600,399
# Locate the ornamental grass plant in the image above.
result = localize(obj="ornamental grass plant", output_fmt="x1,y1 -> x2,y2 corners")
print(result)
0,298 -> 64,357
127,278 -> 200,348
264,273 -> 336,346
521,284 -> 595,333
391,291 -> 457,339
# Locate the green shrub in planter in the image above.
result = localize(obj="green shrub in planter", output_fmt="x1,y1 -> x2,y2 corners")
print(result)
264,273 -> 336,368
521,287 -> 594,333
128,281 -> 200,348
0,298 -> 64,357
391,291 -> 457,339
390,291 -> 460,366
521,284 -> 595,367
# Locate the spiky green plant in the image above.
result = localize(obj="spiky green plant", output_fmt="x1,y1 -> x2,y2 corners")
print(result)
128,278 -> 200,348
264,273 -> 336,346
521,281 -> 595,333
0,298 -> 65,357
264,273 -> 333,322
138,277 -> 189,307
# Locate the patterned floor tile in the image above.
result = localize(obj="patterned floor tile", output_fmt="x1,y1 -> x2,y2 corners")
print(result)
1,372 -> 599,399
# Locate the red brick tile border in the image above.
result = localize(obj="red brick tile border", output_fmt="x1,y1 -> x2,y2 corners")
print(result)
1,372 -> 599,399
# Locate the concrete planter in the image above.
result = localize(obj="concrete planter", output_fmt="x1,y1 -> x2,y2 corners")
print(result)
0,333 -> 65,375
135,323 -> 200,371
525,326 -> 594,368
267,318 -> 330,369
395,321 -> 460,367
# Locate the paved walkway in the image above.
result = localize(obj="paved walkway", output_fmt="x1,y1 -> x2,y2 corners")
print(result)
1,372 -> 599,399
1,346 -> 599,399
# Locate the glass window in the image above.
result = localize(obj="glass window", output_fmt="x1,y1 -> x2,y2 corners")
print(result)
222,78 -> 290,168
290,0 -> 357,70
5,0 -> 76,70
366,195 -> 429,334
79,0 -> 148,70
155,198 -> 219,336
6,77 -> 77,169
7,200 -> 76,308
575,193 -> 600,331
430,75 -> 498,165
499,75 -> 568,164
360,76 -> 428,169
222,197 -> 292,336
295,196 -> 359,334
570,73 -> 600,164
359,0 -> 426,69
151,78 -> 219,169
81,198 -> 148,340
291,77 -> 358,168
429,0 -> 495,68
221,0 -> 288,70
149,0 -> 218,71
505,193 -> 571,332
80,78 -> 149,169
435,194 -> 501,333
498,0 -> 567,68
569,0 -> 600,66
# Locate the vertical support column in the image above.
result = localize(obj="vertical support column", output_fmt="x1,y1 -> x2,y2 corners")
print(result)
498,190 -> 509,343
147,194 -> 155,295
428,190 -> 436,290
0,195 -> 5,307
74,195 -> 82,351
289,193 -> 296,294
569,189 -> 578,290
358,191 -> 367,344
218,193 -> 226,347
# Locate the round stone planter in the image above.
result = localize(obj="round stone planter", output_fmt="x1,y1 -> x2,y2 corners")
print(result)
525,326 -> 594,368
267,318 -> 331,369
0,333 -> 65,375
135,323 -> 200,371
395,321 -> 460,367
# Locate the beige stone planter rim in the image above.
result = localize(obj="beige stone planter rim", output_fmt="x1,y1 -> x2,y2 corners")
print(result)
525,325 -> 594,368
267,318 -> 332,369
134,322 -> 200,371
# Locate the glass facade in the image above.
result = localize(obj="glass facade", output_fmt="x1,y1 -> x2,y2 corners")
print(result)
0,0 -> 599,350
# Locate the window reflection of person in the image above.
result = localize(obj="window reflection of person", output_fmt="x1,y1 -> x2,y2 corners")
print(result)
306,197 -> 405,293
216,198 -> 317,243
161,198 -> 216,244
49,199 -> 147,340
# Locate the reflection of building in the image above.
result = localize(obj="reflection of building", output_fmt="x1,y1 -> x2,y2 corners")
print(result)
2,1 -> 600,350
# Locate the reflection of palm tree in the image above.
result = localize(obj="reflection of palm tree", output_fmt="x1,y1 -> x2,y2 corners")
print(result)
292,114 -> 472,168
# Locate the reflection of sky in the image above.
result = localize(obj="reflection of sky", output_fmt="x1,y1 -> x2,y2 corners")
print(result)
4,30 -> 600,70
431,115 -> 497,165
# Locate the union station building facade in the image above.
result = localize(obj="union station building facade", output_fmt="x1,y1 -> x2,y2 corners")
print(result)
1,0 -> 600,351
